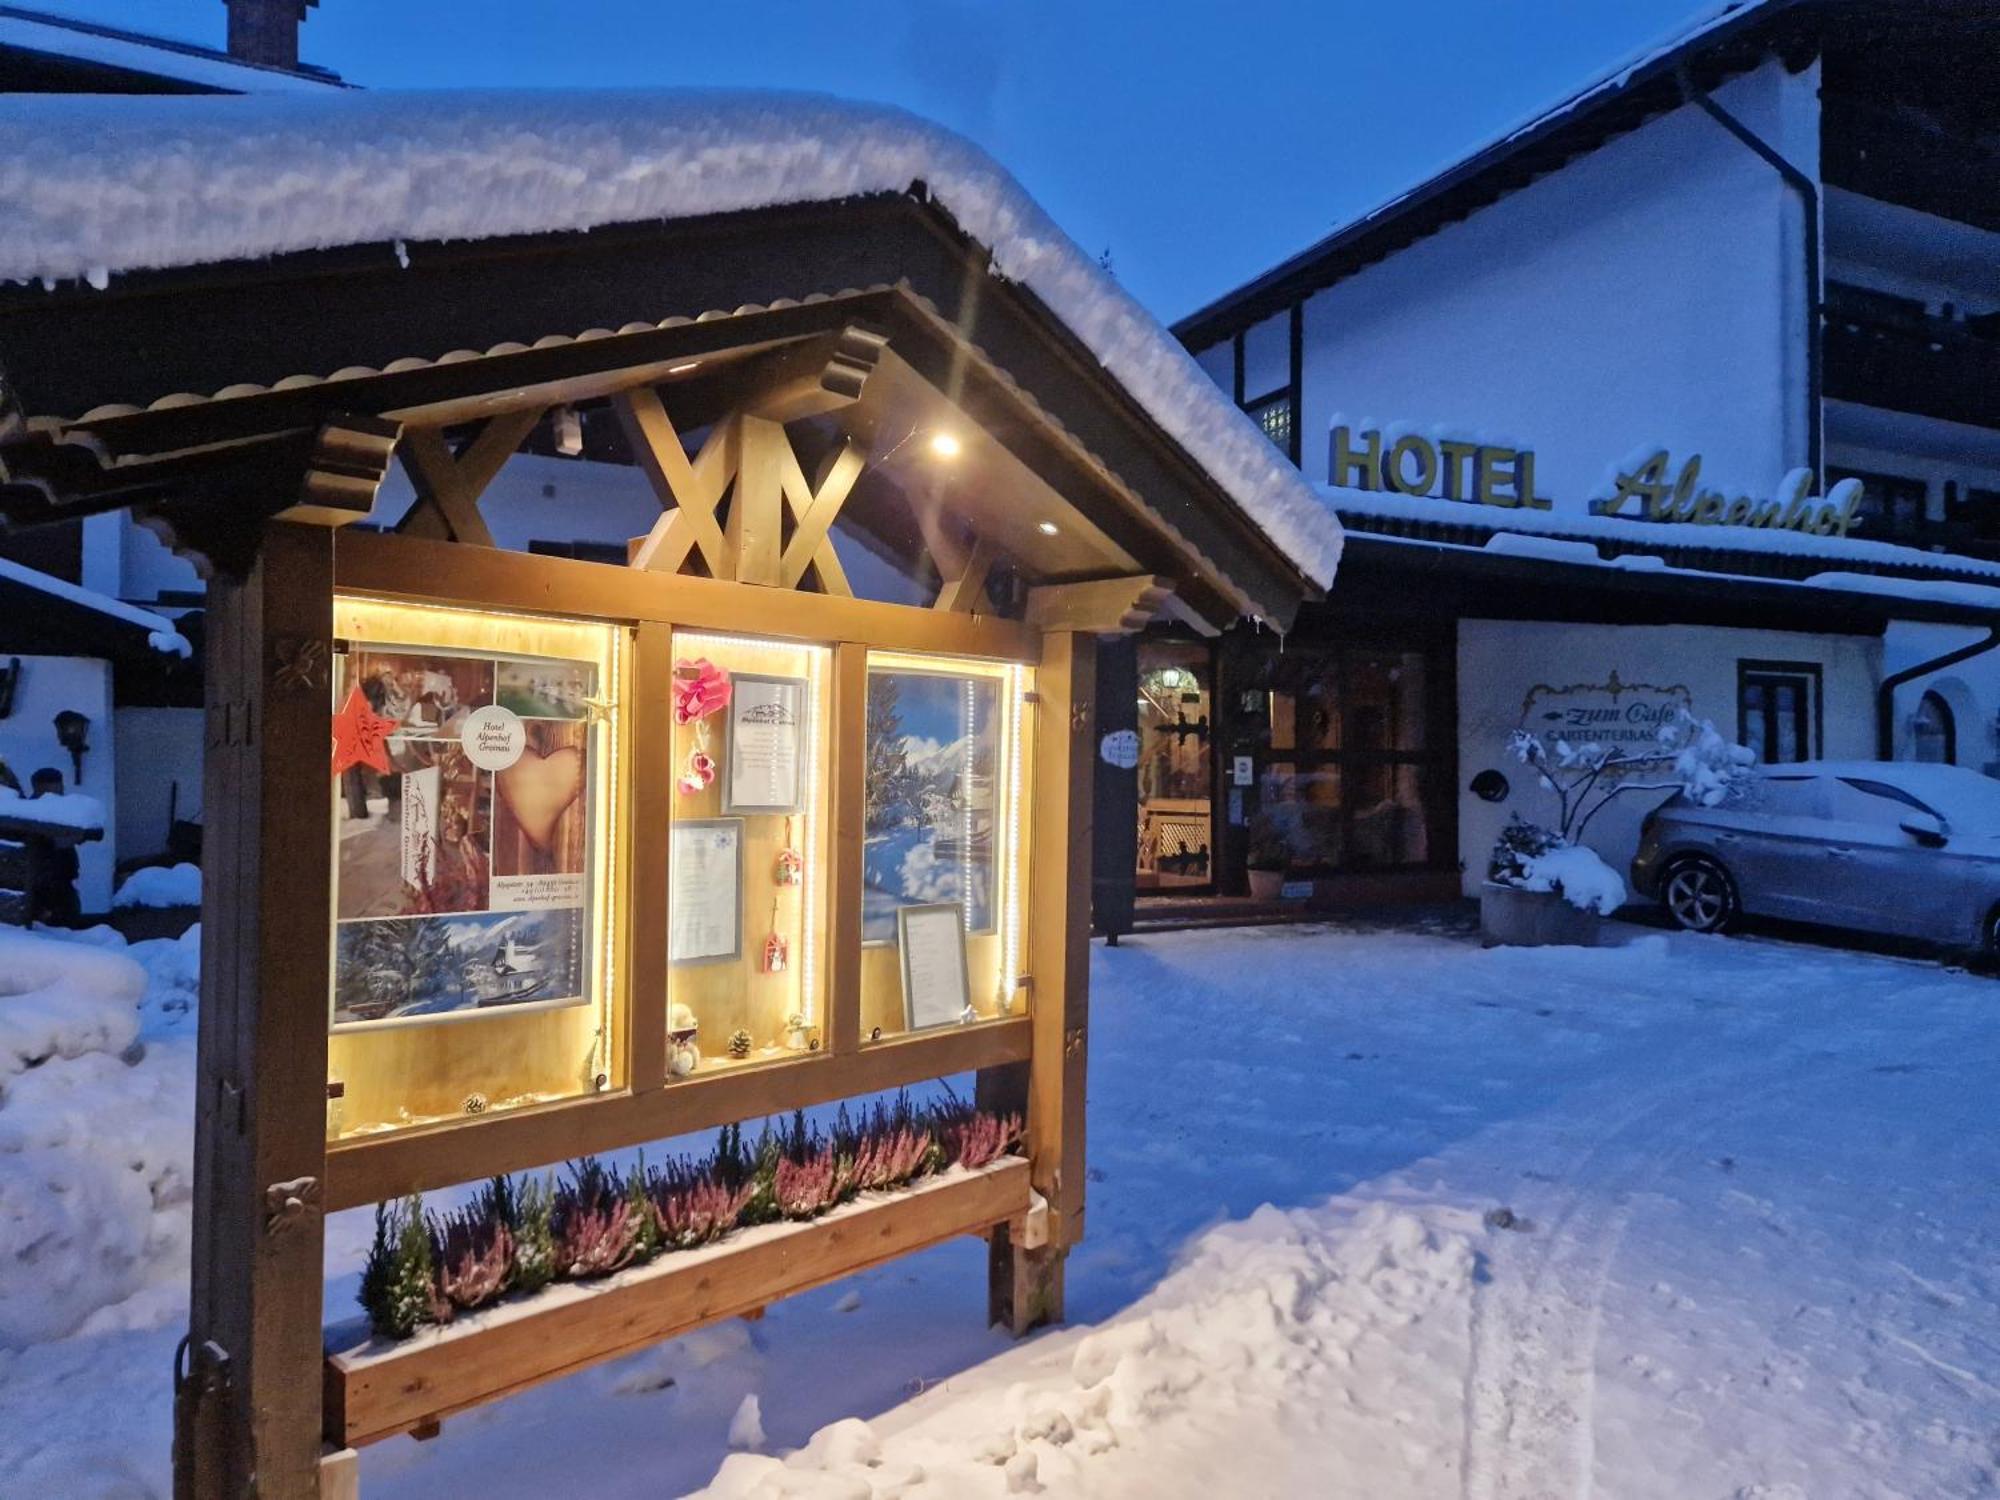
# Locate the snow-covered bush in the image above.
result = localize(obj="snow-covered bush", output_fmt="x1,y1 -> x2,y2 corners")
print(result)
1492,709 -> 1753,913
112,862 -> 201,910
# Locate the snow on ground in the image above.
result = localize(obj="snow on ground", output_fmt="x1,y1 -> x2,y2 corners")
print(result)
4,915 -> 1999,1497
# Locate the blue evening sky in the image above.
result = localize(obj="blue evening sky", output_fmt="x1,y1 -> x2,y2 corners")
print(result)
50,1 -> 1714,320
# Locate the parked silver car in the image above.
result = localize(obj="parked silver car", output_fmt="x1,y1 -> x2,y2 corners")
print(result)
1631,761 -> 2000,953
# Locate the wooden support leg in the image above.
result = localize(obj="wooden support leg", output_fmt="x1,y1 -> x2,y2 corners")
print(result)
174,523 -> 336,1500
986,1228 -> 1066,1338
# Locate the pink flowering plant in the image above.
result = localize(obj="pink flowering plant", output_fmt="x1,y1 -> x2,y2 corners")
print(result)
357,1091 -> 1024,1342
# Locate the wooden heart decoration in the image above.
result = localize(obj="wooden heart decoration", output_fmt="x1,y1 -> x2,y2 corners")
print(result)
497,746 -> 584,851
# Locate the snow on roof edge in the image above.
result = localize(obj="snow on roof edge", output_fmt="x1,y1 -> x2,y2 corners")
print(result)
0,556 -> 191,656
0,90 -> 1341,596
1322,483 -> 2000,586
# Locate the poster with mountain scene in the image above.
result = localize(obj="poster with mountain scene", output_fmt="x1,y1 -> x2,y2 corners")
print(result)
863,669 -> 998,942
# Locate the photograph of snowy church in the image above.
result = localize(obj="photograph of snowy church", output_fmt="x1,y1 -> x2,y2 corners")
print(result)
1,2 -> 1998,1499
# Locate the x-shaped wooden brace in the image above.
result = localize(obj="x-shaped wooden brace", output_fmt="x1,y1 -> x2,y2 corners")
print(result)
395,407 -> 544,547
615,387 -> 737,577
776,435 -> 863,595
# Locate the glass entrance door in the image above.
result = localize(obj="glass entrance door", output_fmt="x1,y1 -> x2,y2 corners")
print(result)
1135,641 -> 1214,891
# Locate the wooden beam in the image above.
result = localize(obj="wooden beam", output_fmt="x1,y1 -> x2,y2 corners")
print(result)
988,629 -> 1096,1333
175,523 -> 336,1500
334,529 -> 1041,667
324,1015 -> 1031,1210
729,415 -> 786,586
626,622 -> 672,1096
614,390 -> 736,577
394,407 -> 542,546
277,414 -> 402,529
1024,575 -> 1175,635
326,1160 -> 1029,1448
778,438 -> 863,594
933,538 -> 996,614
825,645 -> 867,1058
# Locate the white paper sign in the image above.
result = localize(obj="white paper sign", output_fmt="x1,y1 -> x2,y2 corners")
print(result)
897,903 -> 971,1031
725,674 -> 805,814
671,818 -> 742,964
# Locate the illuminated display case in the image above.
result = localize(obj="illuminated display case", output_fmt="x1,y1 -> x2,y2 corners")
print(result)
325,597 -> 625,1138
860,652 -> 1032,1042
665,632 -> 832,1074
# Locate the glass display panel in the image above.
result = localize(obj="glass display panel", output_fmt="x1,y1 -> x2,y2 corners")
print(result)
667,633 -> 830,1075
1135,642 -> 1213,891
326,598 -> 622,1139
861,652 -> 1031,1041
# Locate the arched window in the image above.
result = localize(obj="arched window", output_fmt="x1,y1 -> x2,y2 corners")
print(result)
1913,690 -> 1955,764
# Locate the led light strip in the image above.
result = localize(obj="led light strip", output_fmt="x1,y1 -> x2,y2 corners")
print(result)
1001,662 -> 1027,1012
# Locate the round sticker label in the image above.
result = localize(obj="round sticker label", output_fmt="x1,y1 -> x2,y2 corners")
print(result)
461,704 -> 526,771
1099,728 -> 1140,770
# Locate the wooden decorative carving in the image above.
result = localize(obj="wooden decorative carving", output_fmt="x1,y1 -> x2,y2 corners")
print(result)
262,1175 -> 322,1238
270,637 -> 330,694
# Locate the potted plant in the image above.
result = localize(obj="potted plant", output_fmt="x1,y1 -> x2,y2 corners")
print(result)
1245,814 -> 1290,901
1481,709 -> 1751,947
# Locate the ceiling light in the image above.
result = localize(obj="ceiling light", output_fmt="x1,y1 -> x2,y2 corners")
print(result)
1036,520 -> 1059,536
668,360 -> 701,374
929,431 -> 962,459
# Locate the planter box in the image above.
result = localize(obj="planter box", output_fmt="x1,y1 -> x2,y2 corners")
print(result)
1479,881 -> 1601,948
324,1156 -> 1031,1448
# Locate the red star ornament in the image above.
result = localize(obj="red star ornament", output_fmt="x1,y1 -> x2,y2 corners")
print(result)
331,685 -> 398,777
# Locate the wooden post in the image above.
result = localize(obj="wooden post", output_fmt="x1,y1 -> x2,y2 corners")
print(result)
981,630 -> 1093,1335
175,523 -> 336,1500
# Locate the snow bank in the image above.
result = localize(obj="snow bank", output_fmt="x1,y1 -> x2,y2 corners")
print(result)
0,91 -> 1341,592
0,928 -> 192,1348
703,1199 -> 1476,1498
0,928 -> 141,1079
1519,843 -> 1627,914
112,863 -> 201,911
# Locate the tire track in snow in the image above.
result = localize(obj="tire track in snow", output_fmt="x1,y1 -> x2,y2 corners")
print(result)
1458,1035 -> 1819,1500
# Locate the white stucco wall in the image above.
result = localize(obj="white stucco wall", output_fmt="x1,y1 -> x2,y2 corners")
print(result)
1882,622 -> 2000,775
1457,619 -> 1880,898
1297,58 -> 1820,511
113,706 -> 203,866
0,653 -> 117,910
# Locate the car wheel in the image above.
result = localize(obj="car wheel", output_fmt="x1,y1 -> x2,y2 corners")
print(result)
1662,856 -> 1736,934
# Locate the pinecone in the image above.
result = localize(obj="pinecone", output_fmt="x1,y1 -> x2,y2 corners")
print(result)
727,1028 -> 753,1060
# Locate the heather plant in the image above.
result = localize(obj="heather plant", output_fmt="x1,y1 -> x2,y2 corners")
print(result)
434,1204 -> 513,1313
359,1104 -> 1026,1342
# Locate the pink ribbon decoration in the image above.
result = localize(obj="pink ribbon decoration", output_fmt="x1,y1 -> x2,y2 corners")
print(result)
677,749 -> 716,796
673,658 -> 732,725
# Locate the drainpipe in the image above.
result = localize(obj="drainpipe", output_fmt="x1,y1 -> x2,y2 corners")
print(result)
1678,66 -> 1822,484
1877,626 -> 2000,761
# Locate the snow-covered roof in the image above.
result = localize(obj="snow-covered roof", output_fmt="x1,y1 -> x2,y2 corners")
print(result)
0,556 -> 191,656
0,7 -> 340,94
1321,483 -> 2000,589
0,90 -> 1342,591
